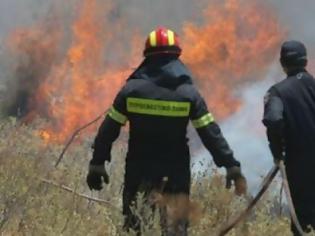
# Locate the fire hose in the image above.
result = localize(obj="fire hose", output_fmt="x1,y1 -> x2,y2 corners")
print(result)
218,161 -> 305,236
278,160 -> 305,236
55,114 -> 306,235
218,165 -> 279,236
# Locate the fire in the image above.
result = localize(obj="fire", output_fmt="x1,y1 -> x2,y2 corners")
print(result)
6,0 -> 284,142
40,130 -> 51,141
182,0 -> 283,118
9,0 -> 137,142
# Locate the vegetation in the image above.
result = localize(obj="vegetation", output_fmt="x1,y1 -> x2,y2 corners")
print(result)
0,118 -> 313,235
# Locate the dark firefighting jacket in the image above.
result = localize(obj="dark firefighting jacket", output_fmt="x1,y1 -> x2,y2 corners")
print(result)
263,69 -> 315,202
91,56 -> 240,186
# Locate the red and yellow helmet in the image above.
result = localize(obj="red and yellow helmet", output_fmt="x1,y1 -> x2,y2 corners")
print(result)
143,27 -> 182,57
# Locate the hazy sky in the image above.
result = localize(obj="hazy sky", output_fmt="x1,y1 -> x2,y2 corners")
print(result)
268,0 -> 315,48
1,0 -> 315,44
0,0 -> 46,36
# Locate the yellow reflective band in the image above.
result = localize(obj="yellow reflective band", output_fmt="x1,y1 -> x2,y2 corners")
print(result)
192,113 -> 215,128
167,30 -> 175,46
127,98 -> 190,117
149,31 -> 157,47
108,107 -> 128,125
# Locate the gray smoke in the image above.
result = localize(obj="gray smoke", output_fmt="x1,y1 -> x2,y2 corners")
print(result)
0,0 -> 56,41
0,0 -> 314,190
192,66 -> 283,191
267,0 -> 315,48
228,0 -> 315,190
111,0 -> 205,33
194,0 -> 315,191
0,0 -> 79,116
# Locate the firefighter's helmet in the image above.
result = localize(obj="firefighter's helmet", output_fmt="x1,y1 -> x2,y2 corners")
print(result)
144,27 -> 182,57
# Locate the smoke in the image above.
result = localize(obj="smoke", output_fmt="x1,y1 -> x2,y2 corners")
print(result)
267,0 -> 315,74
0,0 -> 314,189
233,0 -> 315,190
267,0 -> 315,47
190,0 -> 315,191
192,68 -> 282,191
194,0 -> 315,191
221,67 -> 282,191
0,0 -> 77,116
0,0 -> 68,42
111,0 -> 204,33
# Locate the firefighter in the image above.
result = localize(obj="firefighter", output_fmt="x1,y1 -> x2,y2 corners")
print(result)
87,27 -> 247,235
263,40 -> 315,236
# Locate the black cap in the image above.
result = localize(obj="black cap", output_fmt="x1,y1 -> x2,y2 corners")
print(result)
280,40 -> 307,68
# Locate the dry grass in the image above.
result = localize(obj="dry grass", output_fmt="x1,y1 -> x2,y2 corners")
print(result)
0,118 -> 313,236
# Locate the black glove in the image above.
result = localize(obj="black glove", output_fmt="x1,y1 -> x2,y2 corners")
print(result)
86,164 -> 109,191
226,166 -> 247,196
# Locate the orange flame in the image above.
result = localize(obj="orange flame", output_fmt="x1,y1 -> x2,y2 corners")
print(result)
7,0 -> 284,142
182,0 -> 283,118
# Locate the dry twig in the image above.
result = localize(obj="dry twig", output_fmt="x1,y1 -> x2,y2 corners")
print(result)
41,178 -> 119,210
55,112 -> 107,168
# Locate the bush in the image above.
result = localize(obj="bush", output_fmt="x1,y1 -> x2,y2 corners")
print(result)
0,119 -> 313,235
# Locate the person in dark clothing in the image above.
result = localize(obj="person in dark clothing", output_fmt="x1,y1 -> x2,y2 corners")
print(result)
87,27 -> 247,235
263,40 -> 315,236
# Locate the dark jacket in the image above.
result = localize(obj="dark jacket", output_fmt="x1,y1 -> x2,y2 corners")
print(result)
91,56 -> 240,185
263,69 -> 315,201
